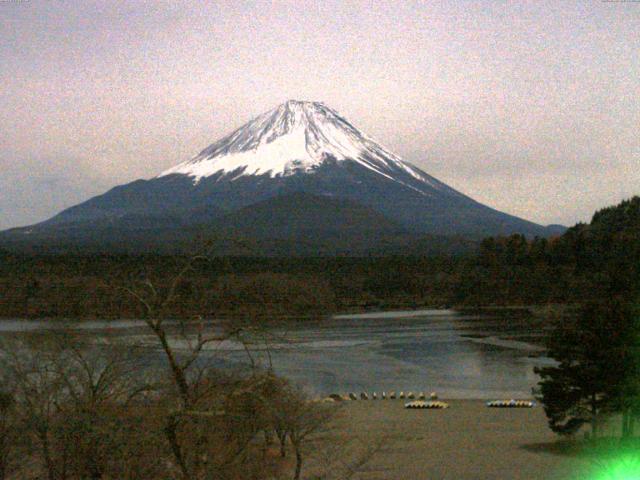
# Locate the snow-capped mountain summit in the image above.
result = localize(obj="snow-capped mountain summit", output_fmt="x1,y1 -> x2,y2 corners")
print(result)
159,100 -> 443,195
1,100 -> 562,253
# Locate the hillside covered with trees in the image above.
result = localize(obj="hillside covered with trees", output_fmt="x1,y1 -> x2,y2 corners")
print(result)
0,197 -> 638,320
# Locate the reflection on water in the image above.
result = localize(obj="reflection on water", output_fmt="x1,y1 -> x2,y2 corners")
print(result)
0,310 -> 552,399
235,311 -> 551,399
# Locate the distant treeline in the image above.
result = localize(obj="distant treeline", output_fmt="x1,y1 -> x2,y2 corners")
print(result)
461,196 -> 640,305
1,196 -> 638,320
0,255 -> 462,319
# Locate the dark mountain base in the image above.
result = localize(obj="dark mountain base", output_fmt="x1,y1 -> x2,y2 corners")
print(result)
0,192 -> 478,256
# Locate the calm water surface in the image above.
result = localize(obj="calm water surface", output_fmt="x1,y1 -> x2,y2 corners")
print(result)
0,309 -> 551,399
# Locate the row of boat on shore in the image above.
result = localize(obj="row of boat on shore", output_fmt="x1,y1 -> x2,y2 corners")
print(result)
330,391 -> 440,401
324,392 -> 535,409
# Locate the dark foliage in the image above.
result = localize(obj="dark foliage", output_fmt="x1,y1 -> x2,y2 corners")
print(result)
0,196 -> 638,320
534,301 -> 640,437
456,196 -> 640,305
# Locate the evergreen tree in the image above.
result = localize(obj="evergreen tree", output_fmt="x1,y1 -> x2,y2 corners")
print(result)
534,300 -> 640,437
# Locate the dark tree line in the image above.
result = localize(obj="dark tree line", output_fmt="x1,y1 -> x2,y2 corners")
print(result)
535,301 -> 640,438
1,197 -> 639,321
0,255 -> 464,320
530,198 -> 640,439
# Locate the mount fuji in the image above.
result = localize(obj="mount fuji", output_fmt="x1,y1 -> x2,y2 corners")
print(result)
1,100 -> 562,254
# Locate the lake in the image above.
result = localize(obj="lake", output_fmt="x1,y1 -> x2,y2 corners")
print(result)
0,309 -> 552,399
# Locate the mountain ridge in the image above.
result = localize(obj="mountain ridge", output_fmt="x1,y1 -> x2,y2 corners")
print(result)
158,100 -> 447,191
1,100 -> 565,254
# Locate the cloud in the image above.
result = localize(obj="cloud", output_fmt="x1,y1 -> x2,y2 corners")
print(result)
0,0 -> 638,229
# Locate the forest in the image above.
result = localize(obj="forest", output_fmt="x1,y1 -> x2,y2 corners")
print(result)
0,196 -> 638,321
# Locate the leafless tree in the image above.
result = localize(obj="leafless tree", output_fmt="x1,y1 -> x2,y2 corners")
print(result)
0,388 -> 18,480
119,249 -> 291,480
0,331 -> 159,480
265,385 -> 336,480
118,249 -> 363,480
1,333 -> 69,480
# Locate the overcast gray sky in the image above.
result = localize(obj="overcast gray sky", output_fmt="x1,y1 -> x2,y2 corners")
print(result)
1,0 -> 638,230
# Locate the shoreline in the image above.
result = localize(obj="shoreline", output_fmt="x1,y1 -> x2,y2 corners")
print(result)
0,303 -> 559,323
325,399 -> 597,479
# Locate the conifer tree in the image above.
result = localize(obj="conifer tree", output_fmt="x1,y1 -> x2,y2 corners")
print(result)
535,300 -> 640,437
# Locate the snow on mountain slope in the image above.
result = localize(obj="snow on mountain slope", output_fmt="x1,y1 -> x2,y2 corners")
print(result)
0,98 -> 560,246
158,100 -> 441,193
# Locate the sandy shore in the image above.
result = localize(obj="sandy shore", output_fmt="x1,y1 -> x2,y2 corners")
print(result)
324,399 -> 598,480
